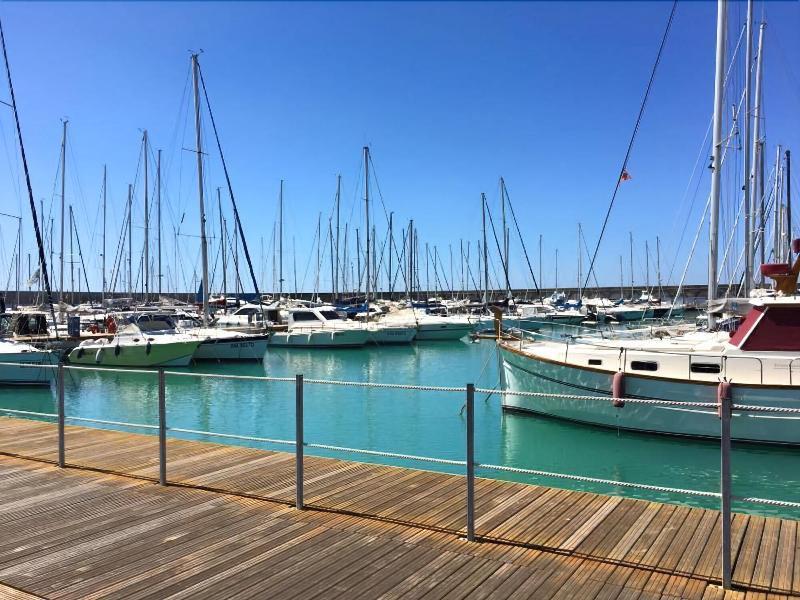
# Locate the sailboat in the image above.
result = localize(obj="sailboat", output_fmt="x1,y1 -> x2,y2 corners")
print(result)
497,0 -> 800,444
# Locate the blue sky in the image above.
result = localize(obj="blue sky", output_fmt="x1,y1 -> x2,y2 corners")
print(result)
0,1 -> 797,296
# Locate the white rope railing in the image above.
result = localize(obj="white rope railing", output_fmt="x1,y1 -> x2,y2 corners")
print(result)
734,496 -> 800,509
476,462 -> 721,498
65,416 -> 159,430
169,427 -> 295,447
0,407 -> 58,418
163,371 -> 295,383
303,442 -> 467,467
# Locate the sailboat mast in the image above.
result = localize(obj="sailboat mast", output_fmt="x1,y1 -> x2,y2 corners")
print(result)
101,165 -> 106,304
127,184 -> 132,298
363,146 -> 370,304
751,22 -> 766,280
143,129 -> 149,301
538,234 -> 542,299
408,220 -> 413,299
388,211 -> 393,296
619,255 -> 624,299
279,179 -> 283,296
629,231 -> 634,298
786,150 -> 791,258
707,0 -> 727,329
500,178 -> 510,298
645,240 -> 650,291
218,188 -> 226,310
157,149 -> 162,298
773,146 -> 783,261
69,204 -> 74,303
59,119 -> 67,304
481,193 -> 488,305
577,223 -> 582,300
191,53 -> 210,325
742,0 -> 754,294
335,174 -> 340,300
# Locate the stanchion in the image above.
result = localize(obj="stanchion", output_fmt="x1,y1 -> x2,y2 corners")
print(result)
296,374 -> 304,509
719,381 -> 732,589
466,383 -> 475,542
158,368 -> 167,486
57,362 -> 65,468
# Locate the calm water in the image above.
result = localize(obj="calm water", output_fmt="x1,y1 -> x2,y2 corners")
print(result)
1,338 -> 798,518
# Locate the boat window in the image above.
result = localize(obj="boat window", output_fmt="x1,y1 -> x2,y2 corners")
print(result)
588,359 -> 602,366
138,318 -> 174,332
690,362 -> 721,374
318,311 -> 341,321
630,360 -> 658,372
236,307 -> 257,316
292,312 -> 320,322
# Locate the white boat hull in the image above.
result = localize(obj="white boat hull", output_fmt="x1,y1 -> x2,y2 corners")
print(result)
269,329 -> 369,348
68,340 -> 201,368
366,326 -> 416,345
414,323 -> 473,341
192,335 -> 270,360
499,345 -> 800,445
0,350 -> 57,385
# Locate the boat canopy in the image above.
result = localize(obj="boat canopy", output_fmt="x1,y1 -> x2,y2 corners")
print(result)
729,300 -> 800,351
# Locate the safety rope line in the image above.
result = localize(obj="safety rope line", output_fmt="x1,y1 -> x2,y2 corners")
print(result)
170,427 -> 295,447
734,496 -> 800,509
0,408 -> 58,418
304,442 -> 467,467
163,371 -> 295,383
302,378 -> 464,392
476,462 -> 720,498
66,416 -> 159,430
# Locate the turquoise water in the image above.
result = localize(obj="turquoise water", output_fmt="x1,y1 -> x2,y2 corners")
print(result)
1,338 -> 798,519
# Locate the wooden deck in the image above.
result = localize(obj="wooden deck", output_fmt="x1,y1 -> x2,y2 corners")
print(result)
0,415 -> 797,599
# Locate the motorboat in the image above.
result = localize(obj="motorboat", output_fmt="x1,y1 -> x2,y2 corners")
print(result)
0,340 -> 57,385
382,307 -> 474,341
67,316 -> 201,368
269,306 -> 369,348
134,313 -> 270,361
213,303 -> 281,333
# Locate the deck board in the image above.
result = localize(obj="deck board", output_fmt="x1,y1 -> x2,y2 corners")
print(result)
0,415 -> 796,599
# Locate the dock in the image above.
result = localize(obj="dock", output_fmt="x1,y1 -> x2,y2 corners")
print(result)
0,415 -> 797,599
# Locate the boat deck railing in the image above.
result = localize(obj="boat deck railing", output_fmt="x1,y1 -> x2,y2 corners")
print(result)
0,360 -> 799,590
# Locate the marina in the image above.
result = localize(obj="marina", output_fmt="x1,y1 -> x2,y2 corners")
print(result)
0,0 -> 797,597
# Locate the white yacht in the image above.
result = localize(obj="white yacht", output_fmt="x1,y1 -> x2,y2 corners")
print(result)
213,303 -> 280,332
0,340 -> 57,385
269,307 -> 369,348
382,308 -> 474,341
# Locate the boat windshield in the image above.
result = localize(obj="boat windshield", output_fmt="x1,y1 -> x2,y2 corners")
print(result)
132,315 -> 176,331
318,311 -> 341,321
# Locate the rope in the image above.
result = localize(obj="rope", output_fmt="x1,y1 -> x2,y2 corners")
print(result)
477,462 -> 720,498
0,408 -> 58,418
302,378 -> 464,392
170,427 -> 295,446
66,416 -> 159,430
163,371 -> 295,383
583,1 -> 677,291
304,442 -> 467,467
734,496 -> 800,509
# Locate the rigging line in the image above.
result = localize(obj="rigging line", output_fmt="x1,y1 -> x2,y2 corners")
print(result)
484,199 -> 510,292
0,19 -> 58,333
582,0 -> 677,291
501,180 -> 541,297
197,63 -> 262,304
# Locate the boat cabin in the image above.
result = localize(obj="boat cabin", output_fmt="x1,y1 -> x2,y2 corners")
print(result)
729,298 -> 800,352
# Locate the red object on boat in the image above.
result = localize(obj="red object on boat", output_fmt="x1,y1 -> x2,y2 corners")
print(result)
760,263 -> 792,277
611,371 -> 625,408
717,381 -> 731,418
792,239 -> 800,254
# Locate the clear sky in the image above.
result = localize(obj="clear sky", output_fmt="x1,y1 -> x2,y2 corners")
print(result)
0,1 -> 797,297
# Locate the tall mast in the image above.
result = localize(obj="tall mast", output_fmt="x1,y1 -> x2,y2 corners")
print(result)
69,204 -> 74,303
759,140 -> 765,281
218,187 -> 226,309
708,0 -> 727,329
555,248 -> 559,290
356,228 -> 361,293
656,236 -> 662,297
786,150 -> 791,259
774,146 -> 783,261
645,240 -> 650,291
629,232 -> 634,298
142,129 -> 149,301
279,179 -> 283,296
191,53 -> 210,325
500,178 -> 510,298
329,219 -> 335,300
751,22 -> 766,281
538,234 -> 542,298
127,183 -> 132,297
157,149 -> 162,298
59,119 -> 67,304
481,193 -> 488,305
101,165 -> 106,303
577,223 -> 582,300
363,146 -> 370,304
742,0 -> 754,294
408,219 -> 413,299
335,174 -> 340,300
388,211 -> 393,296
619,255 -> 624,299
315,212 -> 321,298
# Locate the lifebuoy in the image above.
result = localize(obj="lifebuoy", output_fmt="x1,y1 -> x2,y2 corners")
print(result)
717,380 -> 731,418
106,316 -> 117,334
611,371 -> 625,408
760,263 -> 792,277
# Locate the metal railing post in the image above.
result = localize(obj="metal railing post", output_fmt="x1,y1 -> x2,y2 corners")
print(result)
57,362 -> 65,468
466,383 -> 475,542
719,382 -> 732,589
158,368 -> 167,486
295,374 -> 304,509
